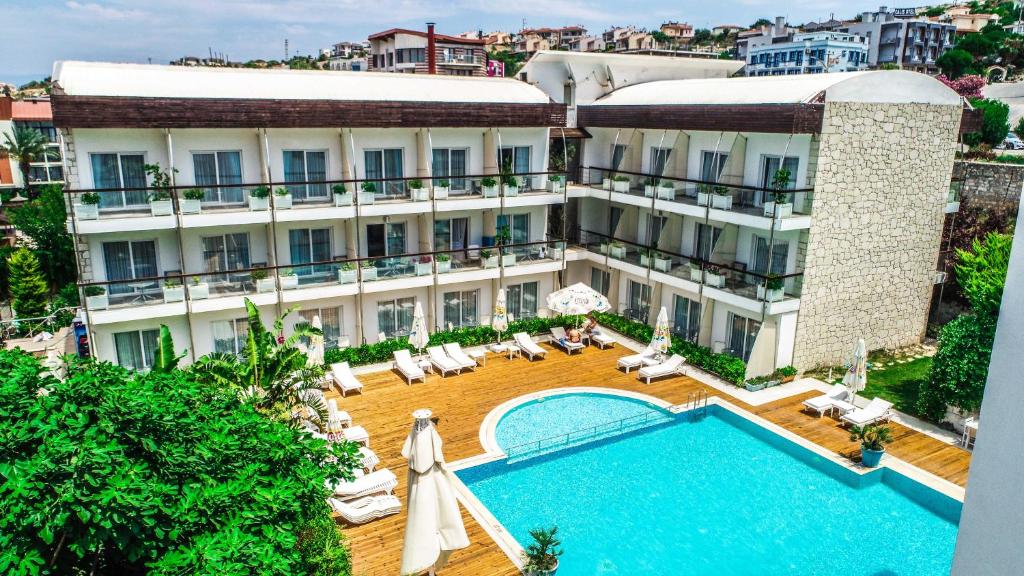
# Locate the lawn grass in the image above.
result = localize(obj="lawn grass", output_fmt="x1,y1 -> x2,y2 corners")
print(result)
861,356 -> 933,419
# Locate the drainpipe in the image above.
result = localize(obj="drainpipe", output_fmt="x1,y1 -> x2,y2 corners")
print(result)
165,128 -> 197,362
427,23 -> 437,74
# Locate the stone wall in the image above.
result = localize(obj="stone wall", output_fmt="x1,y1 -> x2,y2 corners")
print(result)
58,128 -> 92,283
953,160 -> 1024,209
793,102 -> 962,369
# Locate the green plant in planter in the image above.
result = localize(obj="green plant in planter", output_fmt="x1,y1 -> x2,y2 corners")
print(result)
408,179 -> 424,189
361,181 -> 376,193
697,183 -> 712,195
331,183 -> 347,195
340,262 -> 356,271
479,249 -> 493,259
849,424 -> 893,452
522,526 -> 562,574
183,188 -> 205,200
83,285 -> 105,297
771,167 -> 792,204
81,192 -> 101,205
144,163 -> 178,201
251,185 -> 271,199
549,174 -> 561,182
361,259 -> 376,268
644,176 -> 657,186
777,365 -> 798,378
496,226 -> 512,247
437,178 -> 450,187
251,269 -> 268,281
613,174 -> 630,182
191,276 -> 203,285
765,275 -> 784,291
281,268 -> 296,276
274,187 -> 290,197
712,185 -> 729,196
164,278 -> 180,288
500,172 -> 518,187
436,253 -> 451,262
481,176 -> 497,188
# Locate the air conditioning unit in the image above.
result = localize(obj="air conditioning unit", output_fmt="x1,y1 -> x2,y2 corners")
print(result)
934,271 -> 947,285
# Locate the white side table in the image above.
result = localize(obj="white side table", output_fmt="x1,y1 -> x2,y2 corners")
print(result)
418,360 -> 433,374
468,350 -> 486,367
506,345 -> 522,360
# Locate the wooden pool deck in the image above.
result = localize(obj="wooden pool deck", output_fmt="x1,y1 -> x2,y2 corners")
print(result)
330,342 -> 972,576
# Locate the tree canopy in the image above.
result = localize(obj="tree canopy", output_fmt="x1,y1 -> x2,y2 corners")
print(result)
8,184 -> 78,291
964,98 -> 1010,148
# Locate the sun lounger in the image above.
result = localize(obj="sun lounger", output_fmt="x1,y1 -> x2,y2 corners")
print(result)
326,399 -> 352,431
328,468 -> 398,500
443,342 -> 478,370
637,354 -> 686,384
841,397 -> 894,427
513,332 -> 547,360
802,384 -> 850,418
617,350 -> 657,373
341,425 -> 370,446
549,326 -> 584,354
329,362 -> 364,397
393,349 -> 427,385
590,331 -> 616,349
427,346 -> 462,377
328,495 -> 402,524
358,446 -> 380,471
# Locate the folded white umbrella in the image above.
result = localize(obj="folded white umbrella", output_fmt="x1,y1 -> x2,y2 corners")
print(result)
843,338 -> 868,400
400,409 -> 469,575
409,302 -> 430,354
492,288 -> 509,341
307,314 -> 325,367
650,306 -> 671,356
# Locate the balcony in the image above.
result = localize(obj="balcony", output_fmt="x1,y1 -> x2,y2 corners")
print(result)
441,53 -> 479,66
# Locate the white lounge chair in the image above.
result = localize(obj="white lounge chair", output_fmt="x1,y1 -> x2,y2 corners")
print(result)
329,362 -> 364,397
637,354 -> 686,384
341,425 -> 370,446
443,342 -> 478,370
802,384 -> 850,418
358,446 -> 380,471
549,326 -> 584,354
393,349 -> 426,385
841,397 -> 894,427
617,350 -> 657,373
513,332 -> 547,360
427,346 -> 462,377
590,331 -> 616,349
328,495 -> 401,524
328,468 -> 398,500
326,399 -> 352,431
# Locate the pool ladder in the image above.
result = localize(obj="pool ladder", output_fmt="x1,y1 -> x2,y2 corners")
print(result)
686,389 -> 709,420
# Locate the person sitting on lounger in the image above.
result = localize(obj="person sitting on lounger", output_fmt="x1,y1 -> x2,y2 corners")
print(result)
567,328 -> 582,344
582,314 -> 598,334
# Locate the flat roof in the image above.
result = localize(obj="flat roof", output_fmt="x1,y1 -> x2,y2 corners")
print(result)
52,61 -> 547,104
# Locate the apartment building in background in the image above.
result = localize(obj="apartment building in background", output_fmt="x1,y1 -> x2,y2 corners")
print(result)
735,17 -> 798,62
937,5 -> 999,36
53,60 -> 972,379
841,6 -> 956,74
368,24 -> 485,76
0,95 -> 64,190
745,31 -> 870,76
659,22 -> 694,44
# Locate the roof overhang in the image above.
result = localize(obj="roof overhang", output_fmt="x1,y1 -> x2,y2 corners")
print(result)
577,103 -> 825,134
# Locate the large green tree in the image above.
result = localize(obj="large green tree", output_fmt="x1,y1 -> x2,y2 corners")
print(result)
0,349 -> 360,575
0,127 -> 49,192
964,98 -> 1010,148
7,247 -> 49,320
937,48 -> 976,79
8,184 -> 77,290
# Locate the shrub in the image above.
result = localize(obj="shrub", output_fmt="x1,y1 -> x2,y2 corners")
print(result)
251,185 -> 271,199
331,183 -> 347,195
964,98 -> 1010,148
7,248 -> 49,320
182,187 -> 205,200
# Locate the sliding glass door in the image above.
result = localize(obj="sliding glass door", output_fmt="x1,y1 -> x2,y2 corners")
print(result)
672,295 -> 700,342
727,312 -> 761,362
113,329 -> 159,371
289,228 -> 332,280
377,297 -> 415,337
193,151 -> 243,204
432,148 -> 468,191
364,149 -> 404,196
90,153 -> 147,208
102,240 -> 158,297
443,289 -> 479,329
283,150 -> 328,201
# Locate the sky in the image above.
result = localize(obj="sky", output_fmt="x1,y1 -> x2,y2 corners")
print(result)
2,0 -> 890,86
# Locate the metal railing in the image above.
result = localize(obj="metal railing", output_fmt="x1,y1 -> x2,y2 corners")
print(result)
503,408 -> 674,460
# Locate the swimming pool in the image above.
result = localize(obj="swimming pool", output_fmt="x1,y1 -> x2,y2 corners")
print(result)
457,392 -> 961,576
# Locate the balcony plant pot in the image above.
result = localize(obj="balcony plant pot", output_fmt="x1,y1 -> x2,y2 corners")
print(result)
410,188 -> 429,202
548,181 -> 563,193
657,185 -> 675,200
598,243 -> 609,255
551,247 -> 564,260
860,446 -> 885,468
640,253 -> 651,267
189,282 -> 209,300
280,274 -> 299,290
483,255 -> 499,269
704,270 -> 725,288
602,178 -> 612,190
744,381 -> 766,392
609,244 -> 626,259
150,199 -> 174,217
75,203 -> 99,221
361,267 -> 378,281
689,266 -> 702,283
524,559 -> 558,576
250,196 -> 270,211
764,201 -> 793,218
256,278 -> 276,293
358,192 -> 376,205
338,269 -> 357,284
86,294 -> 108,310
501,253 -> 516,267
334,193 -> 353,207
482,185 -> 499,198
757,285 -> 784,302
612,179 -> 630,193
415,262 -> 432,276
436,260 -> 451,273
504,185 -> 519,197
711,194 -> 732,210
162,285 -> 185,303
654,256 -> 672,272
644,185 -> 656,198
180,199 -> 202,214
433,186 -> 450,199
697,192 -> 710,207
275,193 -> 293,210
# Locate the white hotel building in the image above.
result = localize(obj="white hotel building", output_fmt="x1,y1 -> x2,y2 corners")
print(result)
53,61 -> 973,377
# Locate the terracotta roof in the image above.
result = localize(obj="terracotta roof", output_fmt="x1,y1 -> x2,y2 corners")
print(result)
367,28 -> 485,45
11,99 -> 52,121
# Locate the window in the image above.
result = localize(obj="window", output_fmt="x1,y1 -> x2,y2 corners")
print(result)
298,307 -> 345,348
434,217 -> 469,251
694,223 -> 722,261
611,144 -> 627,170
282,150 -> 328,200
366,222 -> 406,257
289,228 -> 332,278
750,235 -> 789,276
563,83 -> 575,106
212,318 -> 249,354
192,151 -> 243,203
496,213 -> 529,245
431,148 -> 468,191
591,267 -> 610,296
443,289 -> 479,328
699,151 -> 729,182
113,329 -> 159,371
377,297 -> 415,337
90,152 -> 147,208
727,312 -> 761,362
202,233 -> 250,274
28,165 -> 63,183
396,48 -> 425,63
627,280 -> 651,322
16,121 -> 57,143
499,146 -> 530,175
507,282 -> 538,319
102,240 -> 158,295
609,206 -> 624,236
673,295 -> 701,342
644,214 -> 668,248
364,149 -> 404,196
758,155 -> 799,206
649,147 -> 671,176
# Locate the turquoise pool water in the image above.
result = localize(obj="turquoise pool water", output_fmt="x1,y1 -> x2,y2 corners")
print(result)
458,393 -> 960,576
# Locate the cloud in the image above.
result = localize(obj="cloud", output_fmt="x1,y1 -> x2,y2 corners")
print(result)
65,0 -> 145,20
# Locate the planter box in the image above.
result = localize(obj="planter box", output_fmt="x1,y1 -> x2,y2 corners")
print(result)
551,248 -> 563,260
86,294 -> 108,310
757,285 -> 784,302
640,254 -> 651,267
333,193 -> 353,207
280,275 -> 298,290
338,269 -> 357,284
697,192 -> 710,207
150,199 -> 173,216
764,201 -> 793,218
360,267 -> 377,281
704,271 -> 725,288
180,198 -> 202,214
483,255 -> 499,269
548,181 -> 563,193
250,196 -> 270,211
598,243 -> 609,255
188,282 -> 209,300
657,186 -> 675,200
711,194 -> 732,210
256,278 -> 276,293
482,185 -> 499,198
75,204 -> 99,220
274,193 -> 293,209
436,260 -> 451,273
612,180 -> 630,193
415,262 -> 432,276
609,245 -> 626,259
501,254 -> 516,267
162,285 -> 184,303
410,188 -> 429,202
744,382 -> 766,392
358,191 -> 376,205
602,178 -> 612,190
654,257 -> 672,272
433,187 -> 449,199
689,267 -> 703,283
644,185 -> 656,198
504,185 -> 519,197
781,374 -> 796,384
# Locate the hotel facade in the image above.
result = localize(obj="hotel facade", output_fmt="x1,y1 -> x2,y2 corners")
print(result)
52,61 -> 972,378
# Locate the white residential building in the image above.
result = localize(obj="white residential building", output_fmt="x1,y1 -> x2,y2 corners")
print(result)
745,31 -> 870,76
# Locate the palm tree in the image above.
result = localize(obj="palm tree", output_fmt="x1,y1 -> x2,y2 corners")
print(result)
1,127 -> 49,192
191,298 -> 329,428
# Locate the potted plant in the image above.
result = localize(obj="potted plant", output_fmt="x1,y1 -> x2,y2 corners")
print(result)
481,176 -> 499,198
501,249 -> 517,267
332,183 -> 353,206
415,255 -> 433,275
757,275 -> 785,302
548,174 -> 563,192
777,365 -> 798,383
358,182 -> 377,205
654,251 -> 672,272
696,183 -> 711,207
181,188 -> 205,214
251,269 -> 275,293
76,192 -> 101,220
360,259 -> 378,281
522,526 -> 562,576
640,248 -> 653,267
144,163 -> 177,216
612,174 -> 630,193
602,174 -> 612,190
643,177 -> 657,198
744,375 -> 769,392
84,285 -> 107,310
657,179 -> 675,200
764,167 -> 794,218
689,263 -> 703,283
598,241 -> 610,255
250,185 -> 271,211
849,424 -> 893,468
338,262 -> 357,284
162,278 -> 185,303
609,241 -> 626,259
434,179 -> 450,199
279,268 -> 298,289
436,253 -> 452,273
408,179 -> 429,201
711,185 -> 732,210
481,249 -> 498,268
501,172 -> 519,197
273,187 -> 293,210
188,276 -> 209,300
704,264 -> 725,288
